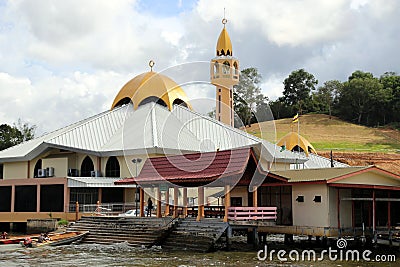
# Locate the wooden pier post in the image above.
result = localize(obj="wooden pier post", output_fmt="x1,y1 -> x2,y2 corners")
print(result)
224,185 -> 231,222
165,187 -> 170,216
183,188 -> 188,217
226,225 -> 232,251
173,187 -> 179,218
157,187 -> 162,218
139,187 -> 145,217
197,186 -> 204,221
252,186 -> 258,208
75,201 -> 79,221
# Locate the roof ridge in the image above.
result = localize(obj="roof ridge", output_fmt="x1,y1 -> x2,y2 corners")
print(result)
47,104 -> 130,144
173,105 -> 262,142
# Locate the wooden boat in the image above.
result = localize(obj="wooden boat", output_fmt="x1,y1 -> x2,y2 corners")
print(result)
0,234 -> 39,245
20,231 -> 89,248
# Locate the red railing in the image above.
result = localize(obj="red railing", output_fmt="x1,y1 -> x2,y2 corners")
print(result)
228,206 -> 277,221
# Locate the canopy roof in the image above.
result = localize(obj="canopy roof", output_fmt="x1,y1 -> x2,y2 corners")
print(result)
115,147 -> 251,185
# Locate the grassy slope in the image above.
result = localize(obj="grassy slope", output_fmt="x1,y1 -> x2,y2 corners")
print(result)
246,114 -> 400,153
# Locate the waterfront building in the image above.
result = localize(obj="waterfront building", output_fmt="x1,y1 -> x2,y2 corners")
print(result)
1,18 -> 399,239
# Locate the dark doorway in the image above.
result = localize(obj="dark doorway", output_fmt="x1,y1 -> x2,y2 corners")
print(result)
0,186 -> 11,212
15,185 -> 37,212
259,186 -> 292,225
40,185 -> 64,212
102,188 -> 124,203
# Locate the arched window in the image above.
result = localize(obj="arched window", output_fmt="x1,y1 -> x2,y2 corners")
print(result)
233,62 -> 239,75
138,96 -> 167,108
34,159 -> 42,178
214,62 -> 219,74
222,61 -> 230,74
81,156 -> 94,177
172,98 -> 188,108
114,97 -> 133,108
105,156 -> 120,177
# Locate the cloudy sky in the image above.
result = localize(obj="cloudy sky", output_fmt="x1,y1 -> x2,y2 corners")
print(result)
0,0 -> 398,134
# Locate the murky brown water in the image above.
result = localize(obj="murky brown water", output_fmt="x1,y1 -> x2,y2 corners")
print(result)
0,243 -> 398,266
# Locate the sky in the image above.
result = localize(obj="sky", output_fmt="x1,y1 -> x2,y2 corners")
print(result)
0,0 -> 399,135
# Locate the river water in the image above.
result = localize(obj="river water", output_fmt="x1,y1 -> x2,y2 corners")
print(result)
0,242 -> 398,266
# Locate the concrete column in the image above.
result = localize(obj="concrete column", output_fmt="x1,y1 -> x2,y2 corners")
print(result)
157,187 -> 162,218
139,187 -> 145,217
64,185 -> 69,213
224,185 -> 231,222
173,187 -> 179,218
197,186 -> 204,221
11,185 -> 15,212
36,184 -> 40,212
252,186 -> 258,208
165,188 -> 170,216
183,188 -> 188,217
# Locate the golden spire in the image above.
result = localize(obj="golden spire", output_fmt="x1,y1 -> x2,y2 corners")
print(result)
216,16 -> 233,56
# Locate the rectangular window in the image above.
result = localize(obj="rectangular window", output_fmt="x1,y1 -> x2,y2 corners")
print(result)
0,164 -> 3,179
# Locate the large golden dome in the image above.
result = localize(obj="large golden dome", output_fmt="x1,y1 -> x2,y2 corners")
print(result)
277,132 -> 317,156
111,71 -> 192,111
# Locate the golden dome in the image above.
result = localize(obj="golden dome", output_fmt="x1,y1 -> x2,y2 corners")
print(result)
111,71 -> 192,111
216,25 -> 233,56
277,132 -> 317,156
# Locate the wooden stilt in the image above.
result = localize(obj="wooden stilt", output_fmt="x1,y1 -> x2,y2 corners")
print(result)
224,185 -> 231,222
139,187 -> 145,217
165,188 -> 170,216
197,186 -> 204,221
183,188 -> 188,217
173,187 -> 179,218
157,187 -> 162,218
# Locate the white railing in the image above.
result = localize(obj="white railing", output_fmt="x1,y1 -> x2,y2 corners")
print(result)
228,206 -> 277,221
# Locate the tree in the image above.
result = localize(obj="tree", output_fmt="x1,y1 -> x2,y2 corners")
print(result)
233,68 -> 269,127
0,120 -> 36,151
380,72 -> 400,124
337,71 -> 389,125
14,119 -> 36,142
282,69 -> 318,115
313,80 -> 343,119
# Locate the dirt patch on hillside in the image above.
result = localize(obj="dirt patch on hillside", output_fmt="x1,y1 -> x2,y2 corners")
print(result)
319,151 -> 400,175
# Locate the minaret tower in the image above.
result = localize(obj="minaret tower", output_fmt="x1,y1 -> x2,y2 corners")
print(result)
210,17 -> 239,127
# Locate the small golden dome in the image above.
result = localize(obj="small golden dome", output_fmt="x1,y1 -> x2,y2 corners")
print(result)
277,132 -> 317,156
111,71 -> 192,111
216,23 -> 233,56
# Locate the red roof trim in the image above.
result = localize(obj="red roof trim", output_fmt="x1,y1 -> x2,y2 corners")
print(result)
328,166 -> 400,184
329,183 -> 400,191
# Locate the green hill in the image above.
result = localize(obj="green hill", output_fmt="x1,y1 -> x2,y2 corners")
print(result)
246,114 -> 400,153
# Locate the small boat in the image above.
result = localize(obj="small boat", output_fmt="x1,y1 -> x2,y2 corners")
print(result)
0,234 -> 40,245
20,231 -> 89,248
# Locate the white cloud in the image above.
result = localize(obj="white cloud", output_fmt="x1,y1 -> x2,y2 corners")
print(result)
0,0 -> 399,136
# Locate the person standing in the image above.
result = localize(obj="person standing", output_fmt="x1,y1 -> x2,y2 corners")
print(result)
147,197 -> 153,217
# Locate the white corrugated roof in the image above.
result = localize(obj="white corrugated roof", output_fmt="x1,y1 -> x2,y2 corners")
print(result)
67,177 -> 136,187
0,102 -> 334,167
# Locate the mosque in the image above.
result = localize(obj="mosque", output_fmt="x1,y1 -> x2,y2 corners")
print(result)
1,19 -> 400,237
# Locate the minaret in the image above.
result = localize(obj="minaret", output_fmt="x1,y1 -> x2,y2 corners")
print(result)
210,18 -> 239,127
